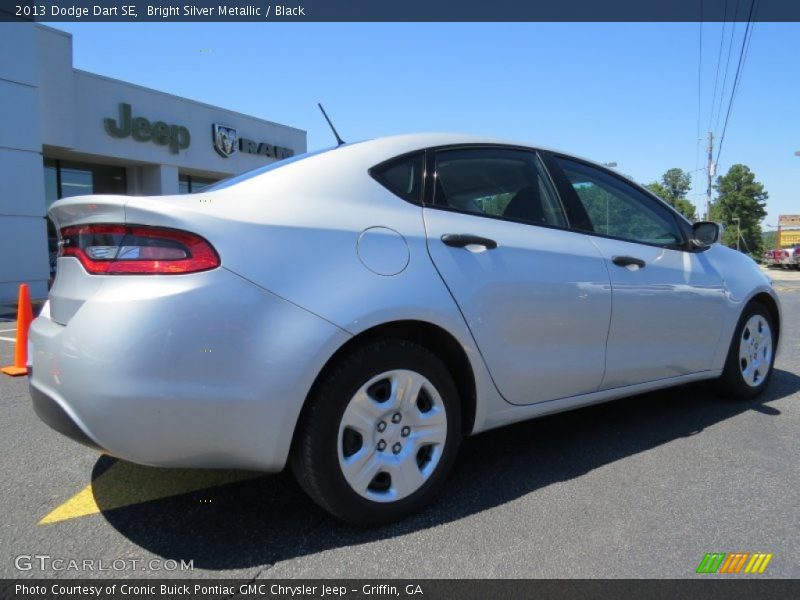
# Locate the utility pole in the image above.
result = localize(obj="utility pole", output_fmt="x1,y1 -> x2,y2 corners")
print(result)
705,132 -> 714,221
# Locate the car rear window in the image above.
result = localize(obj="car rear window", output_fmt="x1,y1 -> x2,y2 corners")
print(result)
370,152 -> 425,204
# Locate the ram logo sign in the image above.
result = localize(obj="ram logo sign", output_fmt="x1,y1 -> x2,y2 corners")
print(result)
212,124 -> 238,157
212,123 -> 294,160
696,552 -> 773,574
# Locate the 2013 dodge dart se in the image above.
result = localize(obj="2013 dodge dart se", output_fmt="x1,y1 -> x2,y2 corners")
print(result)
30,134 -> 781,524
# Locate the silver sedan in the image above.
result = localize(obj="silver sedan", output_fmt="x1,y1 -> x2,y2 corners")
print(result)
30,134 -> 781,524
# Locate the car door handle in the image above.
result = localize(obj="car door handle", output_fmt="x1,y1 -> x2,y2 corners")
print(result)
441,234 -> 498,250
612,255 -> 646,269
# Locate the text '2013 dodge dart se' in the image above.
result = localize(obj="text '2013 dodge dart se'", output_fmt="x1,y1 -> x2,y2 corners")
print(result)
30,134 -> 781,524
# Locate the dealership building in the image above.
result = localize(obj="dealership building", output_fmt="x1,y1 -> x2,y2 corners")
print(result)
0,23 -> 307,303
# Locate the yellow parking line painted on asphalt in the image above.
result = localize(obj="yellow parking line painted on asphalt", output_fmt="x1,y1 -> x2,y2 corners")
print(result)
41,483 -> 98,524
40,459 -> 263,525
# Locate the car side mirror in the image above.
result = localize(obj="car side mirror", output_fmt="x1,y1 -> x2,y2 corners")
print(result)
691,221 -> 721,248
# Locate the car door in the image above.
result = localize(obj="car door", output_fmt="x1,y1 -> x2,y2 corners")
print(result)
422,146 -> 612,405
547,154 -> 728,389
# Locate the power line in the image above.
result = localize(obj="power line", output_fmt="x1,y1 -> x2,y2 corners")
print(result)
713,0 -> 740,135
693,13 -> 703,204
707,0 -> 729,132
697,0 -> 703,141
729,5 -> 757,114
715,0 -> 758,166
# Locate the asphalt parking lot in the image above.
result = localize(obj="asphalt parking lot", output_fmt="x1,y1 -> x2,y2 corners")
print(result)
1,271 -> 798,580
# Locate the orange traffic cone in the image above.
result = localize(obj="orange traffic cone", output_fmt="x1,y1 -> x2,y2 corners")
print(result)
2,284 -> 34,376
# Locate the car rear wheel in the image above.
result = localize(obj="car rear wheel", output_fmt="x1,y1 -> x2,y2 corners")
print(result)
291,339 -> 462,525
715,302 -> 776,399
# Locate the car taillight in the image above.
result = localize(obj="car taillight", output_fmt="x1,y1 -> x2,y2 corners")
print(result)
58,224 -> 220,275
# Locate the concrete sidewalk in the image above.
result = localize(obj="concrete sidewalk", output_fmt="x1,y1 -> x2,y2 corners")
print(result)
762,265 -> 800,282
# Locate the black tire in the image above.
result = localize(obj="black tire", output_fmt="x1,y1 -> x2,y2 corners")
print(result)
715,302 -> 777,400
290,338 -> 462,525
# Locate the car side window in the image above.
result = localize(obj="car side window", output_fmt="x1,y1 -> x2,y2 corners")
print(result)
371,152 -> 425,203
554,157 -> 684,247
433,148 -> 567,228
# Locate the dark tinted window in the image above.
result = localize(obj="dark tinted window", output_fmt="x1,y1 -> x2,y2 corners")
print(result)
59,165 -> 94,198
555,157 -> 683,247
44,161 -> 59,206
179,174 -> 217,194
42,158 -> 127,279
433,148 -> 566,227
43,159 -> 126,202
371,152 -> 424,203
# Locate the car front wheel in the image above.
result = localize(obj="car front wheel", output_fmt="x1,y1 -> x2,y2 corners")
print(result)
716,302 -> 777,399
291,339 -> 462,525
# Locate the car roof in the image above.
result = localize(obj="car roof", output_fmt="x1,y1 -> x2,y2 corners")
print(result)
346,132 -> 546,156
334,133 -> 614,174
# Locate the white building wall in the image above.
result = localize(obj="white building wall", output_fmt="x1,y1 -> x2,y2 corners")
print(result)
36,25 -> 76,150
68,71 -> 305,174
134,165 -> 180,196
0,23 -> 306,303
0,23 -> 50,302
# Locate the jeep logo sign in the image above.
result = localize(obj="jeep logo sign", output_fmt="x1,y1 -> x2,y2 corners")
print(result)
104,103 -> 191,154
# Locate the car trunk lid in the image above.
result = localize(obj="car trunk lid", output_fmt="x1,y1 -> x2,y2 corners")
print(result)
47,195 -> 129,325
46,194 -> 221,325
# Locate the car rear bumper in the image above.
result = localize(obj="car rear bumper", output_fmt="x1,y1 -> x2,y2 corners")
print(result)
29,264 -> 350,471
30,383 -> 106,452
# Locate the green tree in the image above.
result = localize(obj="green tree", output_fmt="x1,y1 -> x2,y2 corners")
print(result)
663,168 -> 692,196
762,230 -> 777,251
709,164 -> 767,255
645,168 -> 697,220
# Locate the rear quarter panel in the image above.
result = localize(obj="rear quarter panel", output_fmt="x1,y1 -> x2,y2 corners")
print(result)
121,142 -> 505,434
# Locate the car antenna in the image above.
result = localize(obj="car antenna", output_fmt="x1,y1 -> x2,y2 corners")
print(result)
318,103 -> 345,146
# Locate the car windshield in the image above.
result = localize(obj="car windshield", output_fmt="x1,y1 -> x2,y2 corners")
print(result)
204,146 -> 337,192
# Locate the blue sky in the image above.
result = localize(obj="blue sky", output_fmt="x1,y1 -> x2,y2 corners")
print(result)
55,22 -> 799,227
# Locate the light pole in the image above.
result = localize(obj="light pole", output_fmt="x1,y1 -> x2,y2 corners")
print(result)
706,132 -> 715,221
732,217 -> 741,251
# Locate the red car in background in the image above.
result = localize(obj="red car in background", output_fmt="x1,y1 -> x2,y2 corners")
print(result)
763,245 -> 800,269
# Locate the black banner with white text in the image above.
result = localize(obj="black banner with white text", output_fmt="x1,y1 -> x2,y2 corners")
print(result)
3,579 -> 800,600
2,0 -> 800,22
